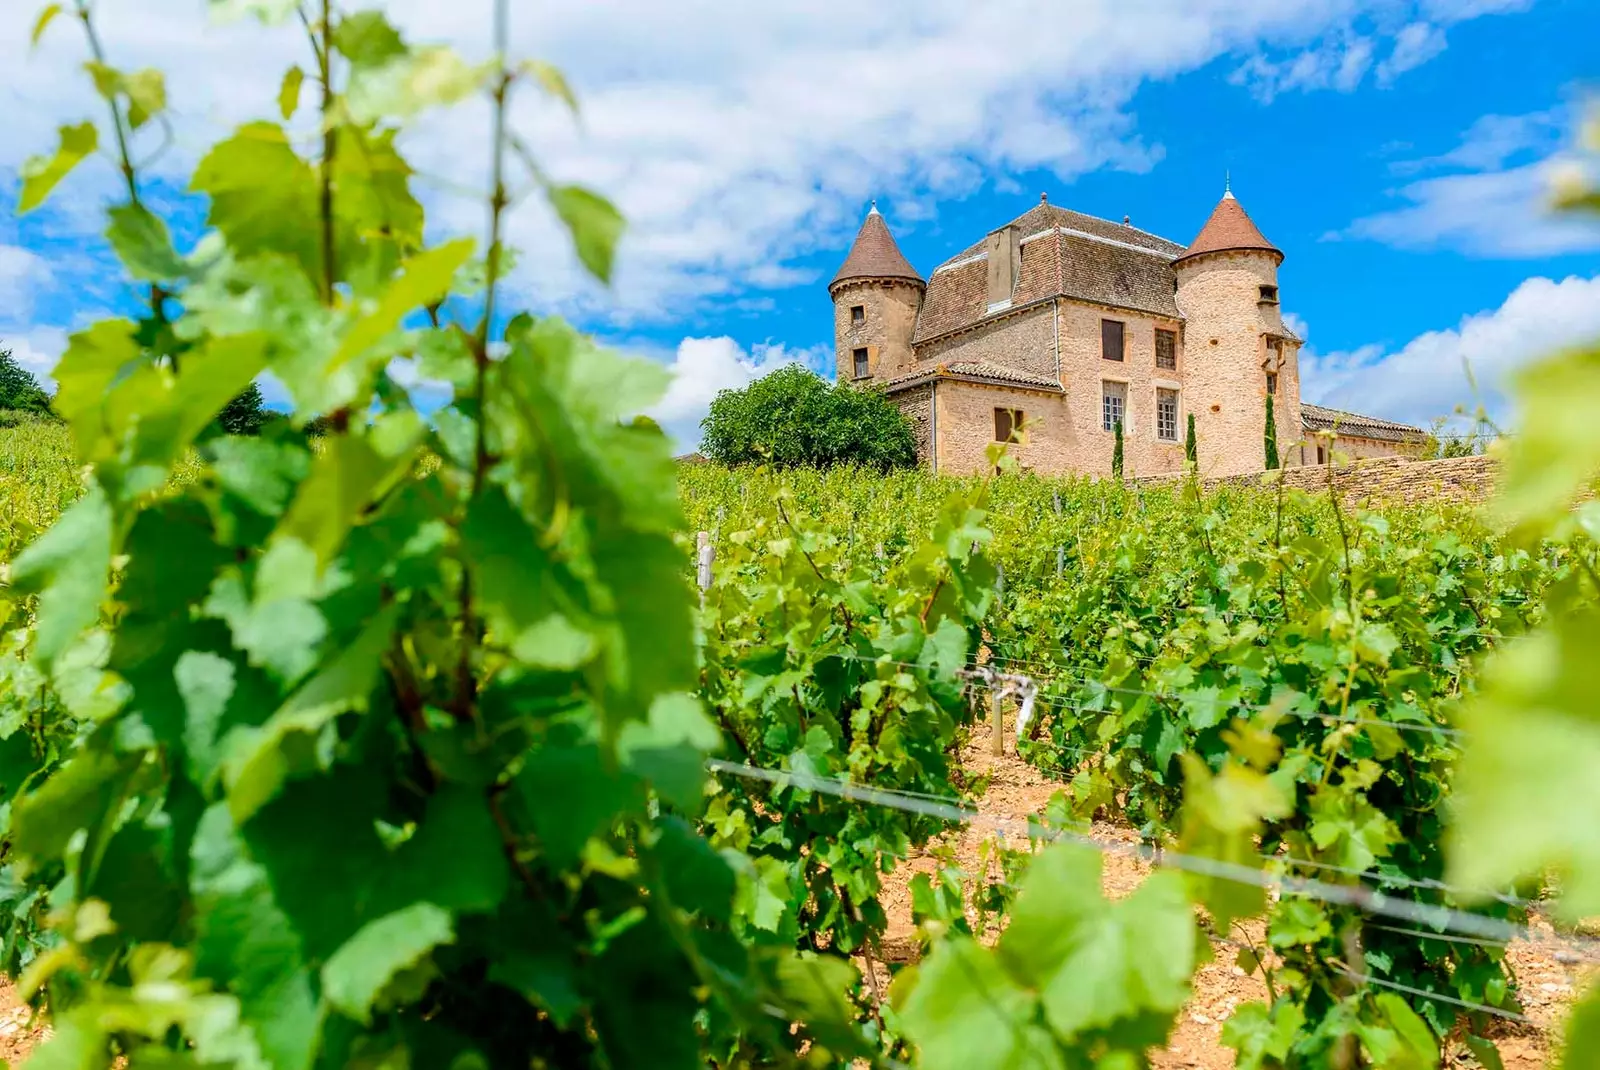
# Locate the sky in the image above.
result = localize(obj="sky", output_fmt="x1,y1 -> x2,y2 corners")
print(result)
1,0 -> 1598,451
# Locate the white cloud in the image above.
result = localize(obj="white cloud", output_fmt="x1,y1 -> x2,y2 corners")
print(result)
1340,105 -> 1600,256
1232,33 -> 1376,102
1374,22 -> 1447,85
0,245 -> 64,389
0,245 -> 51,318
646,336 -> 831,451
1,0 -> 1528,327
1300,274 -> 1600,429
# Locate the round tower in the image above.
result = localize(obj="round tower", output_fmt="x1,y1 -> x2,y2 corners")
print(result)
829,203 -> 925,383
1173,187 -> 1302,474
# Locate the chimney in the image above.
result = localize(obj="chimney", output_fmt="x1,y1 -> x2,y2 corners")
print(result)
984,224 -> 1019,310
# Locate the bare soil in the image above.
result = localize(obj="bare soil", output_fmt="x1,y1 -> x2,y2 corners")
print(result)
0,975 -> 44,1065
867,716 -> 1589,1069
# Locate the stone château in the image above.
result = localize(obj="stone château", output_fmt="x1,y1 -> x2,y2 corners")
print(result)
830,190 -> 1423,476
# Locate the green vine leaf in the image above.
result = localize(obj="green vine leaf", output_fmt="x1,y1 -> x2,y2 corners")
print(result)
106,202 -> 187,282
277,65 -> 305,120
30,3 -> 63,48
10,486 -> 113,669
322,902 -> 455,1026
18,121 -> 98,214
547,185 -> 624,284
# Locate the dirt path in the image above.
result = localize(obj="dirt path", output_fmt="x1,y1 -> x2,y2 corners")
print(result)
870,722 -> 1586,1068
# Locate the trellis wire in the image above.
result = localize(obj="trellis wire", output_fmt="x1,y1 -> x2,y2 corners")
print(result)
704,757 -> 1600,960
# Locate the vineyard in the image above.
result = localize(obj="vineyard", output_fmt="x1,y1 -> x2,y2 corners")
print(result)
3,0 -> 1599,1067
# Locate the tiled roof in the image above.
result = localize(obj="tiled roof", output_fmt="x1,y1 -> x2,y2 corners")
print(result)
1176,192 -> 1281,264
830,207 -> 924,291
915,203 -> 1183,343
1301,403 -> 1426,443
884,360 -> 1062,393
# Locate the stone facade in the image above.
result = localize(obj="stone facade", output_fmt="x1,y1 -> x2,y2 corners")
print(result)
1174,249 -> 1302,478
829,192 -> 1425,478
914,304 -> 1058,382
1297,434 -> 1426,465
891,382 -> 935,464
933,381 -> 1073,474
833,279 -> 922,382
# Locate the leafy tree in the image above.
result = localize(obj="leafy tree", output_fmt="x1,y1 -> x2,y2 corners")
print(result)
1112,419 -> 1124,480
0,346 -> 54,417
699,364 -> 917,469
1263,394 -> 1279,470
217,382 -> 269,435
1184,412 -> 1197,467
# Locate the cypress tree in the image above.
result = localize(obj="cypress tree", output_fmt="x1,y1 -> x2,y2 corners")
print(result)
1112,420 -> 1124,480
1264,394 -> 1280,470
1184,412 -> 1197,467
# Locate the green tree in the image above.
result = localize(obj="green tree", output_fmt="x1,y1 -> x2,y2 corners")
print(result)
1184,412 -> 1197,467
1264,394 -> 1279,470
217,382 -> 269,435
0,346 -> 55,418
699,364 -> 917,469
1112,419 -> 1124,480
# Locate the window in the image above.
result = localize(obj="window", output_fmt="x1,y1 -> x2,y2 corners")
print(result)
1266,337 -> 1283,363
852,348 -> 869,378
1259,284 -> 1278,303
1155,328 -> 1177,370
1316,444 -> 1327,465
1156,389 -> 1178,442
1102,382 -> 1126,432
1101,319 -> 1125,362
994,407 -> 1023,444
1266,371 -> 1278,394
850,304 -> 865,326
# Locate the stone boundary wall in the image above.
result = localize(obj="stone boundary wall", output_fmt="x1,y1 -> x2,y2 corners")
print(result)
1138,454 -> 1498,506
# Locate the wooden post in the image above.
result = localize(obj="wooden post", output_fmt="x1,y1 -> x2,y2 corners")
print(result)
990,687 -> 1005,756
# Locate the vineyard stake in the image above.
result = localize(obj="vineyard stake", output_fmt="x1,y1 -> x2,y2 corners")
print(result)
991,687 -> 1005,757
696,530 -> 714,604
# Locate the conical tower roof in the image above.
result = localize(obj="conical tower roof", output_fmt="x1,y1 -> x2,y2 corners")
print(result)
1176,189 -> 1282,264
830,204 -> 924,292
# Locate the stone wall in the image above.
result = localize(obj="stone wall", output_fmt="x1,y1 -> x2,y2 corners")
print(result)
914,303 -> 1059,382
833,279 -> 923,382
1140,454 -> 1498,506
1175,249 -> 1302,480
892,383 -> 935,465
933,380 -> 1074,475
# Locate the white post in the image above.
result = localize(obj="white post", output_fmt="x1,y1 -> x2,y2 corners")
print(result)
696,531 -> 715,601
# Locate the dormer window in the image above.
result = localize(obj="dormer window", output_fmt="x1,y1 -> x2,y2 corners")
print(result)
850,305 -> 865,326
1259,284 -> 1279,304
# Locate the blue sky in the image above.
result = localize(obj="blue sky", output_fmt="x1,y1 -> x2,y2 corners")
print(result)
2,0 -> 1598,449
